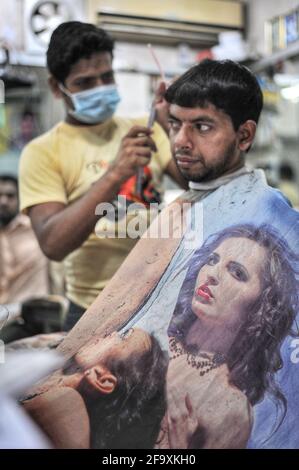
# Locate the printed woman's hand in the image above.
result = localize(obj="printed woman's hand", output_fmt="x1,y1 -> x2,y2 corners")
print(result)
167,392 -> 199,449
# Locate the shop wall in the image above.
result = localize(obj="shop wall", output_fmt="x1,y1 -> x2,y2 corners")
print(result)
246,0 -> 299,56
0,0 -> 23,50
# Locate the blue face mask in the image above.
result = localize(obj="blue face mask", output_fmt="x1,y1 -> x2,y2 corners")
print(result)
60,83 -> 121,124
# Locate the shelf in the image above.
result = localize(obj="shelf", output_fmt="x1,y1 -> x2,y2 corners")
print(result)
251,41 -> 299,73
4,87 -> 41,100
114,65 -> 188,78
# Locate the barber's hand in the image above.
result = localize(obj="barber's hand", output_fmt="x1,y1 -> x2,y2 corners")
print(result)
154,81 -> 170,135
108,125 -> 157,183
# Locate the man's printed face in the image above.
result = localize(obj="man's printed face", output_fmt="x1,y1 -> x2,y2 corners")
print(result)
74,328 -> 152,370
168,103 -> 242,182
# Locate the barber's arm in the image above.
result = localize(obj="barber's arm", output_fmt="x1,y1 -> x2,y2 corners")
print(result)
28,125 -> 156,262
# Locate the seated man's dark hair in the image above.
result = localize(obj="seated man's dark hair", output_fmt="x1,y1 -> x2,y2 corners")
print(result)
165,59 -> 263,130
47,21 -> 114,83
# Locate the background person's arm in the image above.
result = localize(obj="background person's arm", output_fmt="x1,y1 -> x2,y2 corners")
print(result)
29,126 -> 156,261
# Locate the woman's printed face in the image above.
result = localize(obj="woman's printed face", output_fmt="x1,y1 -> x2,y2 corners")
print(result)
75,328 -> 152,369
191,237 -> 267,327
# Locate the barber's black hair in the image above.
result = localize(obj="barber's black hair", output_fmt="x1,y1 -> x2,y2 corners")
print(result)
165,59 -> 263,130
47,21 -> 114,83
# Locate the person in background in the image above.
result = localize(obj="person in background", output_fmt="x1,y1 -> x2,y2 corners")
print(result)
19,21 -> 187,331
278,162 -> 299,209
0,172 -> 63,343
0,173 -> 50,342
12,110 -> 38,151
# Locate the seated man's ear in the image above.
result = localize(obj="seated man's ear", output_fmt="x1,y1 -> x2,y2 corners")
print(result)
84,365 -> 117,395
237,120 -> 257,152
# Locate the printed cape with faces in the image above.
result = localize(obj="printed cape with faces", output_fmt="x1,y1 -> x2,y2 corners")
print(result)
27,169 -> 299,449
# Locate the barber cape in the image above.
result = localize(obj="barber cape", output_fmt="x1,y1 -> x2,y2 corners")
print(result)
27,168 -> 299,449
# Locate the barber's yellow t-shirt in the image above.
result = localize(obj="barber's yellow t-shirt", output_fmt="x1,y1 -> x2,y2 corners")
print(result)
19,117 -> 172,309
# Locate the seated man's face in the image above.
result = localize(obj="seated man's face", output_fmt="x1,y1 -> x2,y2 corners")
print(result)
75,328 -> 152,369
168,103 -> 240,183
